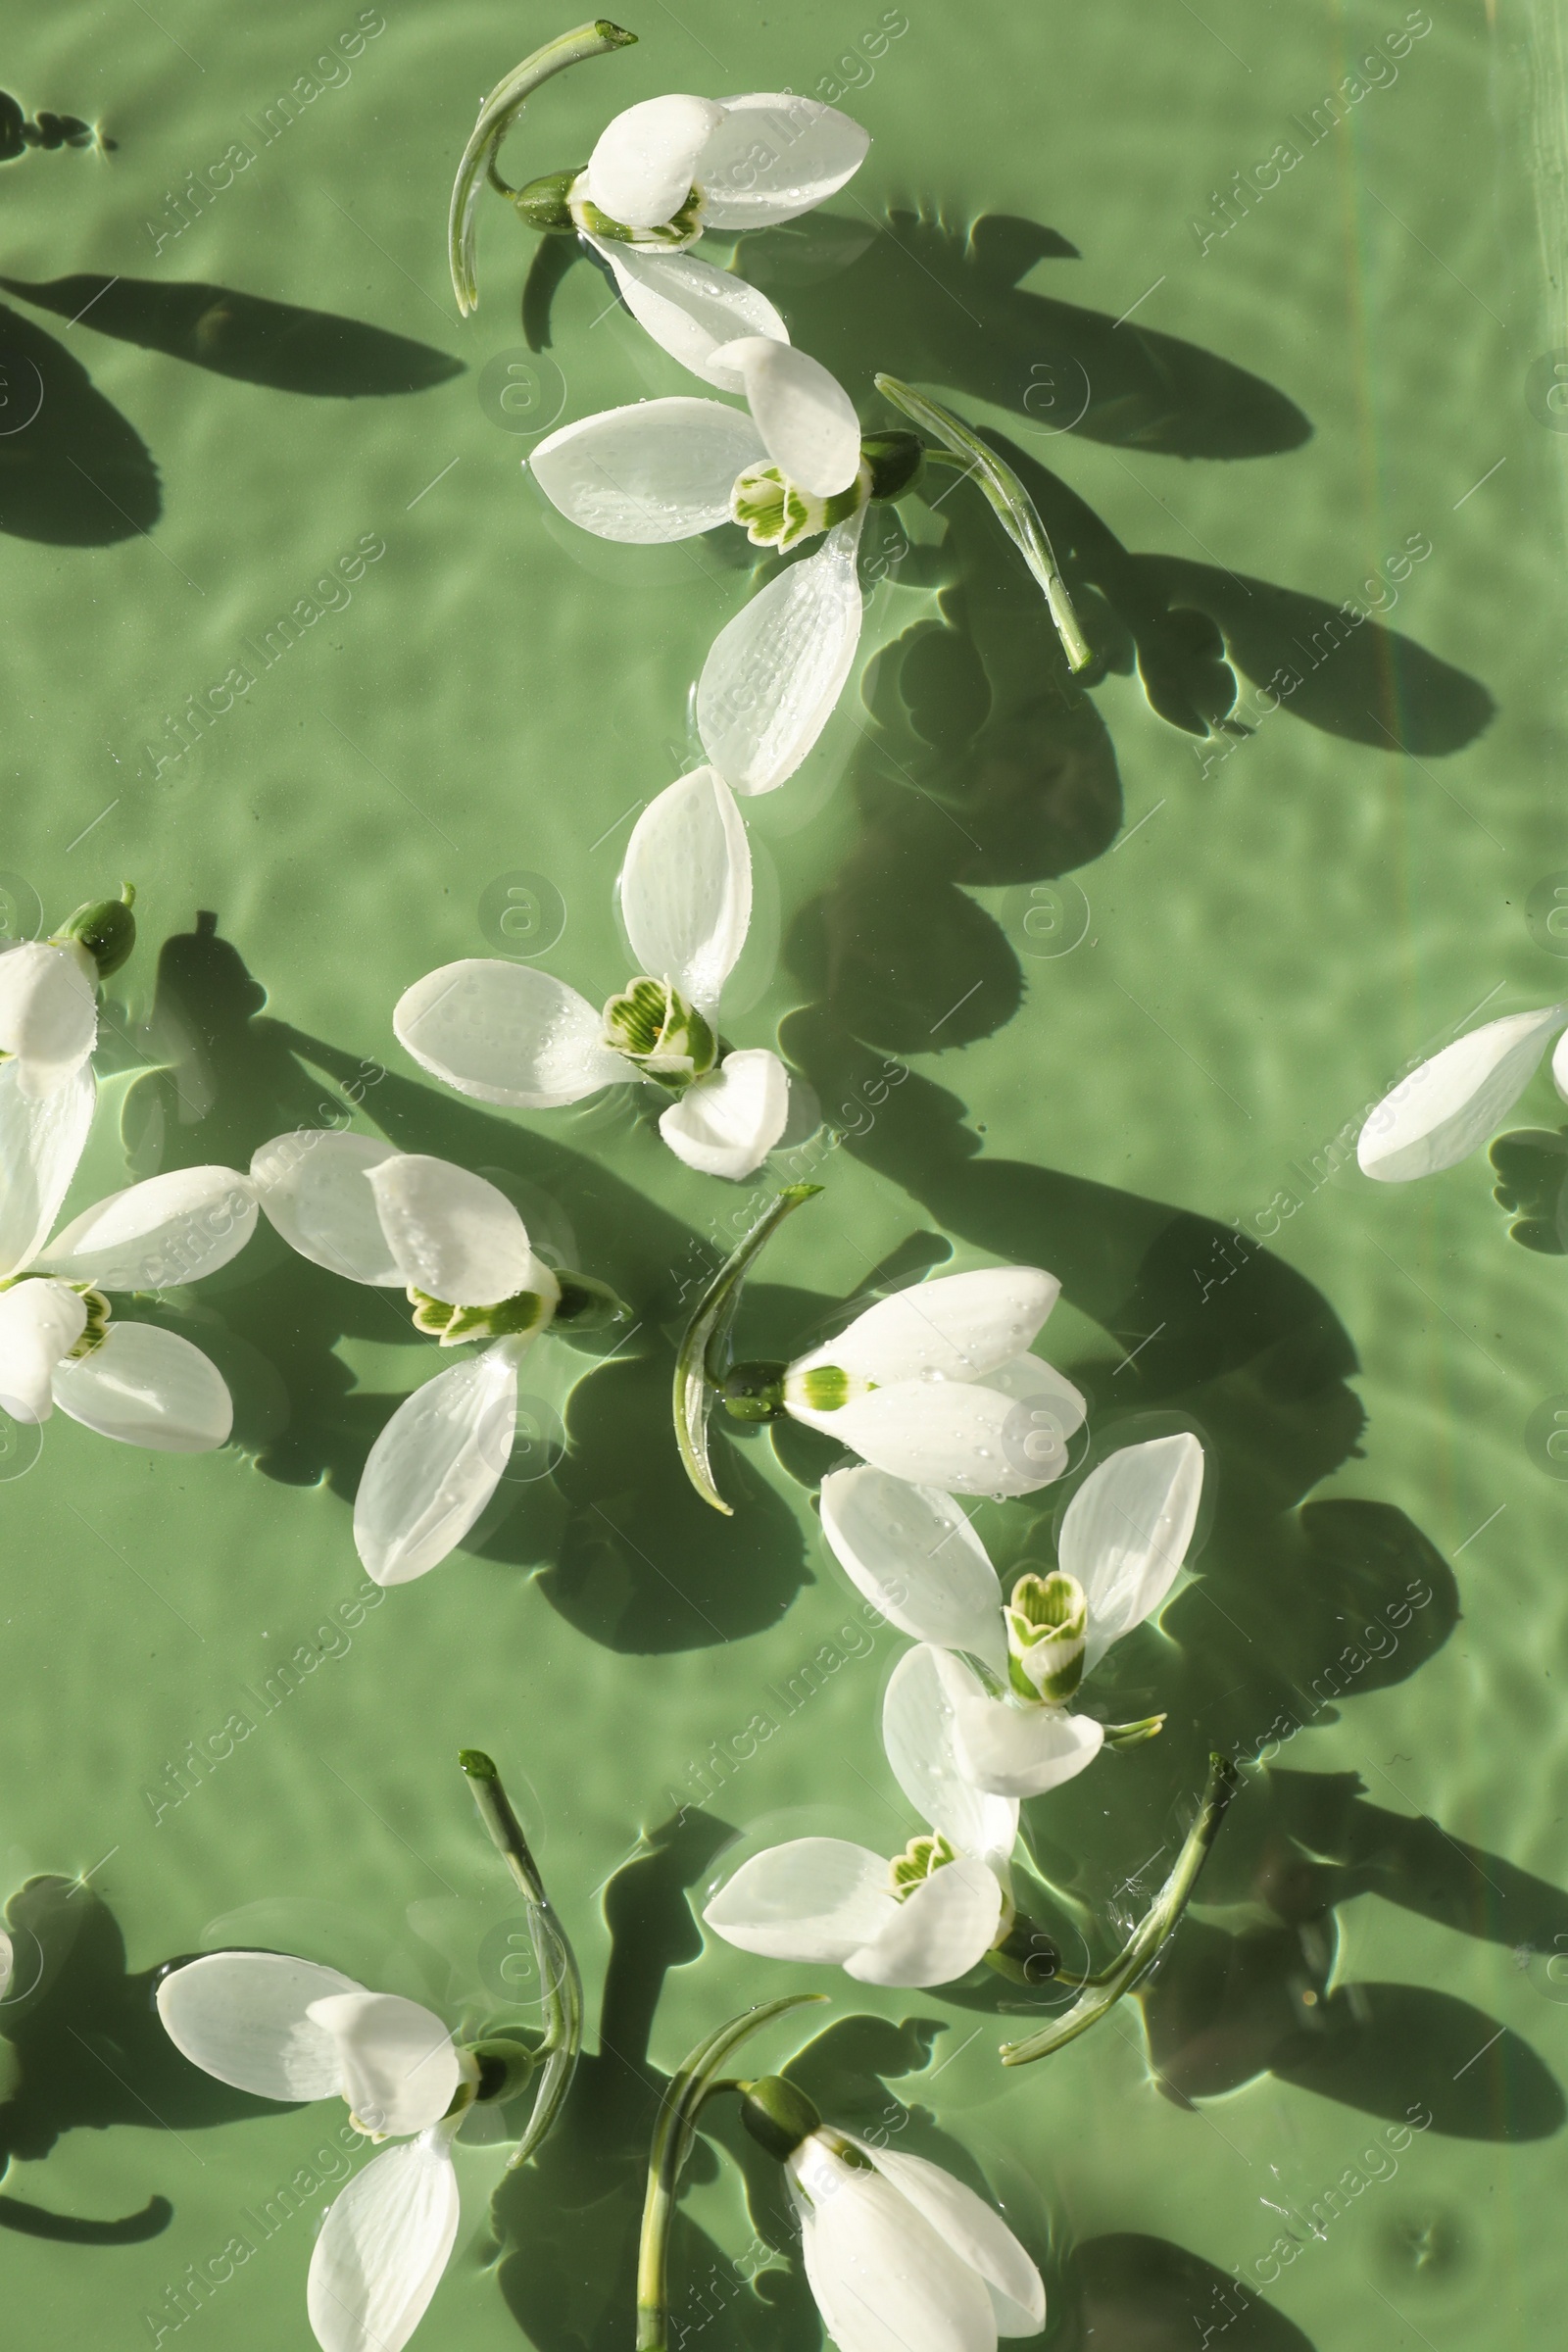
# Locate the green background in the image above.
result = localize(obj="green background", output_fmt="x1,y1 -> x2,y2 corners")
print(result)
2,2 -> 1566,2346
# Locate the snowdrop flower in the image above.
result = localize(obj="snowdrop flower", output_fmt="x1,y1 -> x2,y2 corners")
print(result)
158,1952 -> 473,2352
0,1127 -> 252,1448
251,1130 -> 625,1584
0,887 -> 134,1102
392,768 -> 793,1179
831,1435 -> 1204,1801
1357,1001 -> 1568,1182
720,1267 -> 1086,1497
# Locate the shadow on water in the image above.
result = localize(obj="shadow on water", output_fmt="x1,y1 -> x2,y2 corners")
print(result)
0,275 -> 464,399
0,301 -> 159,545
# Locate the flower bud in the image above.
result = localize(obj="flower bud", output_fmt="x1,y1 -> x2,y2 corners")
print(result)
719,1358 -> 787,1422
468,2034 -> 543,2105
53,883 -> 135,979
1005,1568 -> 1087,1703
552,1271 -> 633,1332
861,431 -> 924,502
738,2073 -> 821,2162
510,167 -> 583,231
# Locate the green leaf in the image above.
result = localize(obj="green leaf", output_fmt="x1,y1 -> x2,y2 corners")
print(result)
672,1185 -> 821,1514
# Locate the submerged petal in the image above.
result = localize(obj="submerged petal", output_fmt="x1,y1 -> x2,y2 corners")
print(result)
698,512 -> 865,795
354,1347 -> 518,1586
797,1268 -> 1060,1388
156,1950 -> 361,2101
820,1468 -> 1006,1674
660,1050 -> 790,1179
932,1649 -> 1104,1799
861,2146 -> 1045,2335
586,92 -> 726,228
394,961 -> 625,1109
794,2140 -> 997,2352
0,1278 -> 85,1422
252,1130 -> 404,1285
589,240 -> 788,389
697,95 -> 870,229
710,336 -> 862,497
365,1155 -> 553,1309
0,1059 -> 94,1279
38,1166 -> 258,1292
306,1990 -> 460,2137
1060,1433 -> 1204,1672
50,1321 -> 232,1450
845,1857 -> 1003,1988
0,942 -> 96,1099
704,1838 -> 896,1963
307,2131 -> 461,2352
530,399 -> 765,543
881,1645 -> 1018,1863
619,766 -> 752,1013
1357,1004 -> 1568,1181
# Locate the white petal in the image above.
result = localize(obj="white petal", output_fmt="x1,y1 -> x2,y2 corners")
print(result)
619,766 -> 752,1012
365,1155 -> 555,1310
1060,1434 -> 1204,1672
156,1950 -> 361,2100
710,337 -> 861,497
801,1382 -> 1051,1498
50,1321 -> 232,1450
0,1278 -> 85,1422
38,1166 -> 257,1291
0,1059 -> 94,1278
860,2147 -> 1044,2335
844,1856 -> 1004,1988
659,1050 -> 789,1179
1554,1027 -> 1568,1102
797,1268 -> 1061,1389
0,943 -> 96,1099
354,1347 -> 518,1586
1357,1004 -> 1568,1181
251,1130 -> 405,1285
698,512 -> 865,795
881,1646 -> 1019,1864
394,962 -> 625,1109
794,2141 -> 996,2352
529,399 -> 765,543
696,95 -> 870,229
0,1930 -> 11,2001
308,2132 -> 461,2352
586,93 -> 726,228
588,239 -> 788,390
306,1991 -> 460,2137
931,1651 -> 1104,1800
820,1468 -> 1006,1674
703,1838 -> 897,1963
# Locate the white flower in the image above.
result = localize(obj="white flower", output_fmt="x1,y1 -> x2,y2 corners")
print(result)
845,1435 -> 1204,1800
1357,1001 -> 1568,1182
569,93 -> 868,384
0,940 -> 98,1102
392,768 -> 791,1177
0,1092 -> 249,1449
773,1267 -> 1085,1497
158,1950 -> 469,2352
530,354 -> 870,795
251,1131 -> 576,1585
787,2128 -> 1046,2352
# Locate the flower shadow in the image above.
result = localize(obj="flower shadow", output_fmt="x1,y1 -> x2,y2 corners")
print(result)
0,300 -> 159,546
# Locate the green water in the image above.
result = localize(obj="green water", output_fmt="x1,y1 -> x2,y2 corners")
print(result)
3,1 -> 1566,2345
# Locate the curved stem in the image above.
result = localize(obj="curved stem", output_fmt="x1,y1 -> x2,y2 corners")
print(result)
672,1185 -> 821,1515
999,1753 -> 1239,2065
874,372 -> 1092,673
637,1995 -> 825,2352
449,20 -> 636,316
460,1749 -> 584,2166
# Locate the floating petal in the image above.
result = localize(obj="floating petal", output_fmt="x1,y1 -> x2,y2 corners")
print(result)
710,336 -> 861,496
39,1165 -> 257,1292
306,1990 -> 460,2137
698,513 -> 865,794
794,2141 -> 997,2352
366,1155 -> 553,1309
1060,1433 -> 1204,1672
1357,1004 -> 1568,1182
930,1649 -> 1104,1799
307,2131 -> 461,2352
881,1644 -> 1019,1863
0,1060 -> 94,1280
660,1049 -> 789,1179
704,1838 -> 896,1963
0,1278 -> 85,1422
51,1321 -> 232,1450
620,766 -> 752,1013
394,961 -> 625,1108
353,1347 -> 518,1585
697,95 -> 870,229
586,93 -> 726,228
589,240 -> 788,389
0,942 -> 96,1100
251,1130 -> 404,1285
795,1267 -> 1060,1389
530,399 -> 765,543
861,2146 -> 1045,2335
820,1468 -> 1006,1674
156,1950 -> 361,2101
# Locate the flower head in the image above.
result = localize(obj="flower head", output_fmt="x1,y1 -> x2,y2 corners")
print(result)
392,768 -> 792,1176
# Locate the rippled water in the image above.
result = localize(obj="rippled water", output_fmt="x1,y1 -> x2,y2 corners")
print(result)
2,3 -> 1566,2347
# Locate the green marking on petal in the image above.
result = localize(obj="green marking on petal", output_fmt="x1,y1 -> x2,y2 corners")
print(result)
67,1286 -> 113,1360
1006,1568 -> 1088,1703
603,977 -> 716,1086
408,1286 -> 554,1347
794,1362 -> 857,1413
568,174 -> 706,247
888,1831 -> 957,1899
728,458 -> 870,551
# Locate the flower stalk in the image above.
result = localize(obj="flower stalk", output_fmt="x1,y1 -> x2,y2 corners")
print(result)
459,1748 -> 584,2166
636,1994 -> 825,2352
672,1184 -> 821,1515
998,1751 -> 1239,2064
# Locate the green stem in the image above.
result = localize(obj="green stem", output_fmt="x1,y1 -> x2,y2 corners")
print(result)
999,1753 -> 1239,2065
460,1749 -> 584,2166
636,1996 -> 825,2352
874,372 -> 1093,673
448,20 -> 637,316
672,1186 -> 821,1515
